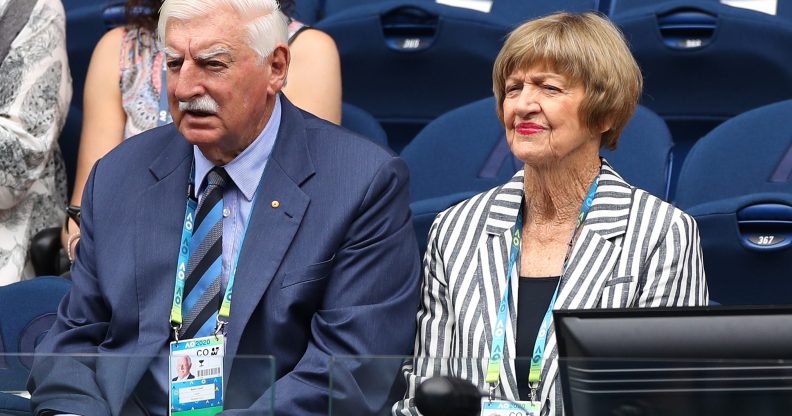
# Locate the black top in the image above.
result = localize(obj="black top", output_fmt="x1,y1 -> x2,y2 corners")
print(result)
516,276 -> 560,400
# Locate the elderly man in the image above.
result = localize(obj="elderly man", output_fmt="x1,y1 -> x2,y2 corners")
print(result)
28,0 -> 420,415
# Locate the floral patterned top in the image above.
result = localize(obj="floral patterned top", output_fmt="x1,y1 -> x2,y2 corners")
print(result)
0,0 -> 71,285
120,19 -> 308,139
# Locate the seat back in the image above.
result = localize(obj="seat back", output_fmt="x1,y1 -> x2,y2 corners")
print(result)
402,97 -> 672,203
323,0 -> 597,24
341,102 -> 389,149
608,0 -> 718,16
675,99 -> 792,305
0,277 -> 71,392
487,0 -> 596,25
61,0 -> 108,194
614,1 -> 792,175
317,0 -> 510,150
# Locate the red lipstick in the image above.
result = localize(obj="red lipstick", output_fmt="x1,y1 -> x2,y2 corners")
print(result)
516,122 -> 545,135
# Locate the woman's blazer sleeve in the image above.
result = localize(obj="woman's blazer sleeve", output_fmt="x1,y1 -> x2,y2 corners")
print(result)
393,211 -> 456,415
636,208 -> 708,307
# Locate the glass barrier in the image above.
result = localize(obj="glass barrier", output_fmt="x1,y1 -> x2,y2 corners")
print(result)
0,353 -> 275,416
328,356 -> 792,416
8,354 -> 792,415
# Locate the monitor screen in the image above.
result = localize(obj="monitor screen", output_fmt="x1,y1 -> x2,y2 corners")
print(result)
554,306 -> 792,416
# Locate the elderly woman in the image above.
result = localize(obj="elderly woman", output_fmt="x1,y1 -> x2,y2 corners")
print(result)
394,12 -> 708,416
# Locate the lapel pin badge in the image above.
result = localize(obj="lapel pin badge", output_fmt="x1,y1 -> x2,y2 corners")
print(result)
271,200 -> 280,208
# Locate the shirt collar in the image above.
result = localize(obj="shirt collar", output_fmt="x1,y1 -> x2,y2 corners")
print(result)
193,95 -> 282,201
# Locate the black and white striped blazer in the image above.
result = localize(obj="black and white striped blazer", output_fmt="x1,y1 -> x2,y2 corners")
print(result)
394,161 -> 708,416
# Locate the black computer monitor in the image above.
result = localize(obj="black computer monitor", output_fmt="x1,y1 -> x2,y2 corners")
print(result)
554,306 -> 792,416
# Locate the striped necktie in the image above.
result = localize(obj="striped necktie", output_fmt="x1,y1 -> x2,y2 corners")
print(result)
180,167 -> 230,339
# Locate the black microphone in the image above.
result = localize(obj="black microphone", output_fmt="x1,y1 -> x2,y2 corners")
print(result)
415,376 -> 482,416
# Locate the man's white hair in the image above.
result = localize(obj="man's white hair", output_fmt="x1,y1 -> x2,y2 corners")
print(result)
158,0 -> 289,60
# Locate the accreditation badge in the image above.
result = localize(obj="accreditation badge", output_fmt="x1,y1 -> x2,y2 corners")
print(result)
169,335 -> 225,416
481,399 -> 540,416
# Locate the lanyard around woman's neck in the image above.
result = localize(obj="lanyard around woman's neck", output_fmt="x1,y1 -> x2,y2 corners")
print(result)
485,174 -> 600,401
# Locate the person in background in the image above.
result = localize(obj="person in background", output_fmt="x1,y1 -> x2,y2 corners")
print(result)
30,0 -> 419,414
0,0 -> 71,285
61,0 -> 341,260
394,12 -> 708,416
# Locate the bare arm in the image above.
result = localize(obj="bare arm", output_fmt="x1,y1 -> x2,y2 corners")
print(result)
282,28 -> 342,124
61,27 -> 126,251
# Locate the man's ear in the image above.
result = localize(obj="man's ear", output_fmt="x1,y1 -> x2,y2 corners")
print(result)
268,44 -> 290,95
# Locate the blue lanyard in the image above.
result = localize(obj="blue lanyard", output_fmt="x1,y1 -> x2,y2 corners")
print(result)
485,175 -> 599,400
158,59 -> 172,127
169,163 -> 260,339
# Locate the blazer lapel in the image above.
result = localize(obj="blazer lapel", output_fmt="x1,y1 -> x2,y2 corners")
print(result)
223,97 -> 314,360
126,128 -> 193,403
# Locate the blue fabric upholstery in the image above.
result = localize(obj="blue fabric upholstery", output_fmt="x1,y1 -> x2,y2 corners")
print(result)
322,0 -> 596,25
608,0 -> 718,16
614,1 -> 792,166
0,277 -> 70,415
410,191 -> 478,258
401,97 -> 673,203
675,100 -> 792,305
61,0 -> 107,194
316,1 -> 511,150
0,277 -> 71,392
341,102 -> 389,149
0,392 -> 31,416
290,0 -> 323,24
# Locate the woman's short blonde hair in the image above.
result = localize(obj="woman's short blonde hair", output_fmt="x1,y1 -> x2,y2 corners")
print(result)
492,12 -> 642,150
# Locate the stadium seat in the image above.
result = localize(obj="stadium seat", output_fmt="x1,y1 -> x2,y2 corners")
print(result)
675,99 -> 792,305
0,277 -> 71,415
61,0 -> 108,194
323,0 -> 596,25
341,102 -> 389,149
289,0 -> 324,25
410,190 -> 479,258
607,0 -> 718,16
402,97 -> 672,203
403,97 -> 673,255
316,0 -> 511,150
614,0 -> 792,194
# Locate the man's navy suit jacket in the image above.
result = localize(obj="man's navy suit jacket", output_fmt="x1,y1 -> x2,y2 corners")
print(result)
29,98 -> 421,415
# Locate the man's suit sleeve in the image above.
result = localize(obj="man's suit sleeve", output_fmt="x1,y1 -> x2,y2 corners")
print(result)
223,156 -> 422,415
28,163 -> 113,416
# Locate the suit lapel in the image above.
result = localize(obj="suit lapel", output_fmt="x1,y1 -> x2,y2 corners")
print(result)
126,128 -> 193,401
223,97 -> 314,360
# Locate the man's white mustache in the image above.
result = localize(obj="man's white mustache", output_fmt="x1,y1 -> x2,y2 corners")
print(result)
178,96 -> 219,114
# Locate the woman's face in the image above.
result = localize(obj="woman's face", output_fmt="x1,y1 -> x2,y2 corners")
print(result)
502,66 -> 600,167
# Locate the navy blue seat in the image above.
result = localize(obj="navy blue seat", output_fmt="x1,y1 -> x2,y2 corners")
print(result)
341,102 -> 389,149
675,99 -> 792,305
403,97 -> 673,254
61,0 -> 108,194
606,0 -> 718,16
403,97 -> 672,202
0,277 -> 71,415
316,0 -> 511,150
614,1 -> 792,195
322,0 -> 596,25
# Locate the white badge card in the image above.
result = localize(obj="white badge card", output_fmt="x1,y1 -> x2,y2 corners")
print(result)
169,335 -> 225,416
481,399 -> 540,416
